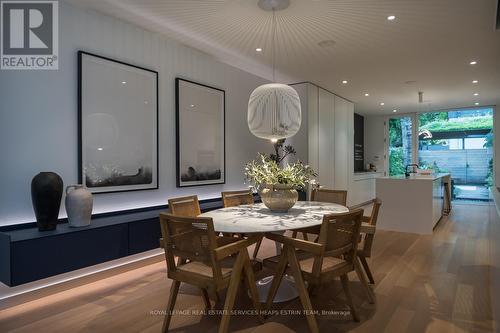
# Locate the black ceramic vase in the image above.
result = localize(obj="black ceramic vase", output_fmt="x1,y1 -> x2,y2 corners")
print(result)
31,172 -> 63,231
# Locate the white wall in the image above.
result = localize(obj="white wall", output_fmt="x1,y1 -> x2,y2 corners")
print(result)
0,2 -> 274,226
364,115 -> 386,174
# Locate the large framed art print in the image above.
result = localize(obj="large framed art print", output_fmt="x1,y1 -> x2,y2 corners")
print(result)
78,51 -> 159,193
175,78 -> 225,187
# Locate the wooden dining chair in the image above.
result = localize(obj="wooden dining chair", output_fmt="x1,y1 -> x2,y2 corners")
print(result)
221,190 -> 262,259
311,188 -> 348,205
357,198 -> 382,285
265,209 -> 365,332
168,195 -> 201,217
222,190 -> 255,207
292,188 -> 348,240
159,195 -> 202,249
160,213 -> 263,333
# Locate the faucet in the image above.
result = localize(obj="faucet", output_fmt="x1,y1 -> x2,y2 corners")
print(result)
405,164 -> 419,178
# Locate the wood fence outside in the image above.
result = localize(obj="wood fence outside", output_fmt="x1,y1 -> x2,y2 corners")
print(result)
419,149 -> 492,184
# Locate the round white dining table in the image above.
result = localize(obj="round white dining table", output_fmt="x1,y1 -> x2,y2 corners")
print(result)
200,201 -> 349,302
201,201 -> 349,234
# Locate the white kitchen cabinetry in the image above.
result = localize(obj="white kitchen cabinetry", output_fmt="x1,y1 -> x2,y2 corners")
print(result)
292,83 -> 367,205
318,88 -> 335,187
333,95 -> 354,194
351,172 -> 384,205
292,83 -> 336,189
292,83 -> 379,206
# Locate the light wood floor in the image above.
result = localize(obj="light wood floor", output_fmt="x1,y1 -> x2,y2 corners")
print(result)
0,203 -> 496,333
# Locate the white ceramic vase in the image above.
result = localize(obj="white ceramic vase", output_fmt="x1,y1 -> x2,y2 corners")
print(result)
65,185 -> 93,227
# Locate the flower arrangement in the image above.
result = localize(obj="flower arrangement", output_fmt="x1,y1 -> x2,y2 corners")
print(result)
244,153 -> 316,191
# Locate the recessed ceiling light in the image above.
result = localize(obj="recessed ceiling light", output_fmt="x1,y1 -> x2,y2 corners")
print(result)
255,48 -> 263,52
473,93 -> 479,96
318,40 -> 336,47
474,102 -> 479,106
121,81 -> 127,84
190,104 -> 195,108
97,147 -> 103,151
472,80 -> 478,84
342,80 -> 348,84
380,102 -> 385,106
387,15 -> 396,21
469,60 -> 477,65
364,93 -> 370,97
393,109 -> 397,113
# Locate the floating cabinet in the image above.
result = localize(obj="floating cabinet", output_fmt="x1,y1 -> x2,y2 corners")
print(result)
0,198 -> 242,286
0,212 -> 160,286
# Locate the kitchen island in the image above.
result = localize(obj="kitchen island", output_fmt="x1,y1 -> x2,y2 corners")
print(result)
376,173 -> 450,234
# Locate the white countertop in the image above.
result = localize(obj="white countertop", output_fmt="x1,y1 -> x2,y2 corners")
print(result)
353,171 -> 384,180
354,171 -> 383,174
378,173 -> 450,181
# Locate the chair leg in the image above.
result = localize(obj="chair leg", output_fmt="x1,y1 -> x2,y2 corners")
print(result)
182,256 -> 211,308
252,237 -> 263,260
265,245 -> 289,312
201,288 -> 211,311
301,232 -> 309,241
286,247 -> 319,333
307,283 -> 316,296
354,257 -> 375,304
291,231 -> 298,238
359,255 -> 375,284
162,280 -> 180,333
242,250 -> 264,323
212,290 -> 221,305
219,251 -> 245,333
340,274 -> 360,322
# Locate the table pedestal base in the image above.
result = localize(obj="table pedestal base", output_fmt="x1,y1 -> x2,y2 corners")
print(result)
254,275 -> 302,303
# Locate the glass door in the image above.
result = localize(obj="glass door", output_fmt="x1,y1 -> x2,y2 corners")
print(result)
417,108 -> 493,201
387,116 -> 414,176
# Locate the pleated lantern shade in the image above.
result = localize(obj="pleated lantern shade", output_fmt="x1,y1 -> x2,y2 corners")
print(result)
247,83 -> 301,140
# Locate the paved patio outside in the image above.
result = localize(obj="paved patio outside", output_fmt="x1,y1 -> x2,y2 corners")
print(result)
454,184 -> 491,201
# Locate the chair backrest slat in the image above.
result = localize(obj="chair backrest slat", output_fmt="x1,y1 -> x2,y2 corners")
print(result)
311,188 -> 347,206
168,195 -> 201,217
222,190 -> 254,208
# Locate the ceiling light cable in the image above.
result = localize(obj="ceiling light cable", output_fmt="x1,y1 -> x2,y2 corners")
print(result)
272,8 -> 276,81
247,0 -> 302,141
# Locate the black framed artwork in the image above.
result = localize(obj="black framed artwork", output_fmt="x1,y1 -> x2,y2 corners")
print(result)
175,78 -> 225,187
78,51 -> 159,193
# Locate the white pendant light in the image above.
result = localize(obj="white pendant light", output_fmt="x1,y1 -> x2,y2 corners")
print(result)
248,83 -> 301,140
247,0 -> 301,141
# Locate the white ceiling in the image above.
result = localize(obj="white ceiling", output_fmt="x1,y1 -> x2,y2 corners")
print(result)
67,0 -> 500,115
